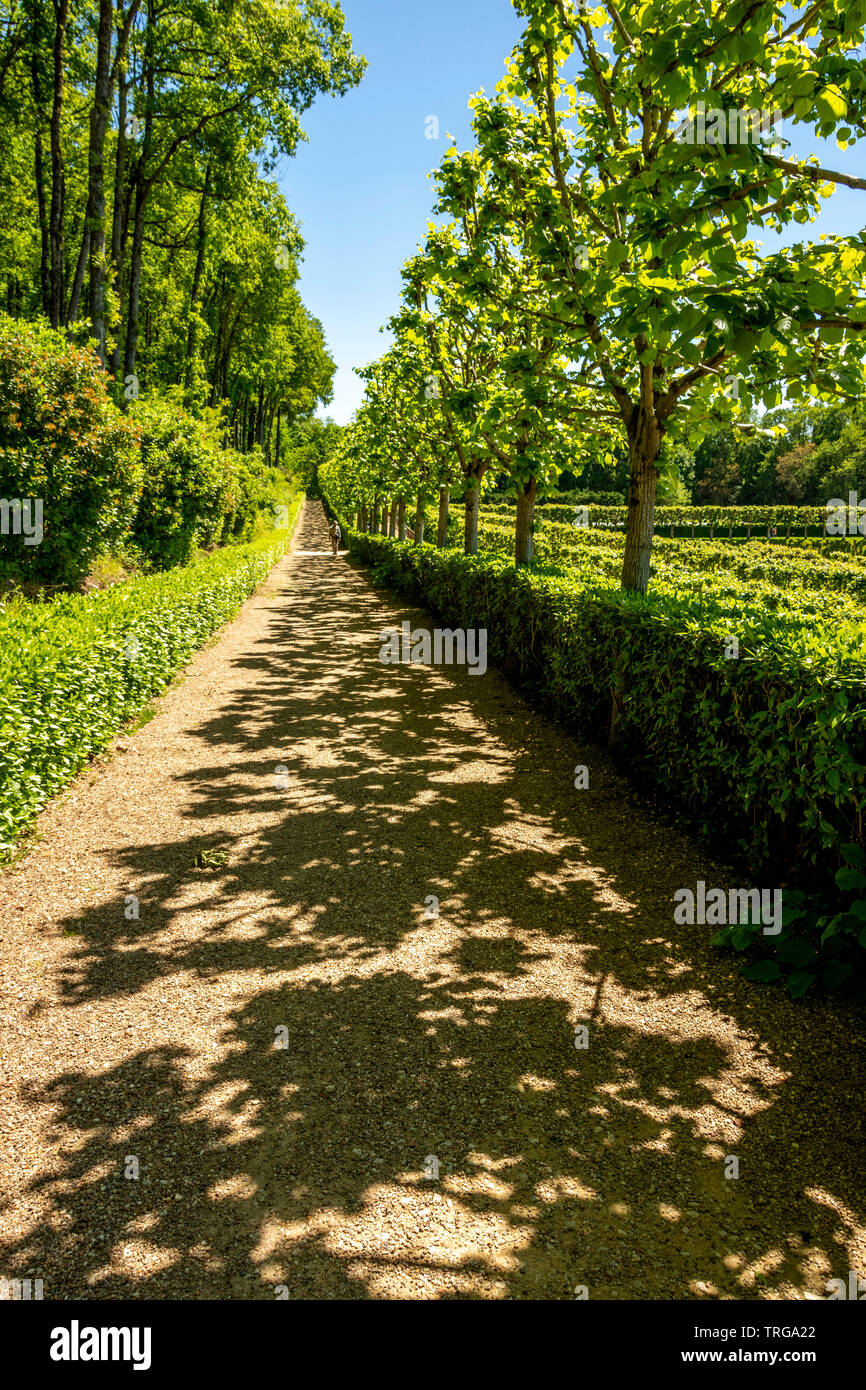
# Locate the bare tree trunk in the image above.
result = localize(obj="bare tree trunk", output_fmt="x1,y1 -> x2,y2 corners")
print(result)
397,497 -> 406,540
123,29 -> 154,382
184,162 -> 210,393
109,72 -> 129,372
388,499 -> 397,537
83,0 -> 114,359
30,31 -> 51,318
463,469 -> 485,555
360,504 -> 368,531
437,484 -> 450,546
256,382 -> 265,446
48,0 -> 69,329
514,475 -> 538,566
620,411 -> 663,594
414,495 -> 425,545
372,498 -> 380,532
123,177 -> 146,379
66,223 -> 89,326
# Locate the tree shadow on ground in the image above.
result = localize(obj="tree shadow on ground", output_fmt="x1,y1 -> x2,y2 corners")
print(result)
3,503 -> 864,1300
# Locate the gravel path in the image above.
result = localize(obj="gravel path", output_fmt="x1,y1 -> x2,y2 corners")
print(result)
1,499 -> 864,1301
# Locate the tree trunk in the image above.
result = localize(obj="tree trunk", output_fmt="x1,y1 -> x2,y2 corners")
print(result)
414,495 -> 425,545
84,0 -> 114,361
184,163 -> 210,392
275,409 -> 281,467
372,498 -> 380,533
48,0 -> 69,329
256,382 -> 265,446
397,497 -> 406,541
109,72 -> 129,373
123,31 -> 154,382
66,223 -> 89,325
620,414 -> 663,594
514,476 -> 537,566
388,499 -> 397,537
30,37 -> 51,318
437,484 -> 450,546
464,471 -> 484,555
360,504 -> 368,531
123,175 -> 146,380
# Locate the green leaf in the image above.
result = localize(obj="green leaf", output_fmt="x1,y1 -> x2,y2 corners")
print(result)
823,962 -> 853,990
815,86 -> 848,122
742,960 -> 782,983
787,969 -> 816,999
836,866 -> 866,891
778,939 -> 818,968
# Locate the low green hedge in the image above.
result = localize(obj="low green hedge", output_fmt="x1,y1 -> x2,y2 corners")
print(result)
0,495 -> 303,851
347,529 -> 866,881
347,527 -> 866,996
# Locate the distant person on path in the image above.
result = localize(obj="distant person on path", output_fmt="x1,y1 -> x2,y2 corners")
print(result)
329,520 -> 341,556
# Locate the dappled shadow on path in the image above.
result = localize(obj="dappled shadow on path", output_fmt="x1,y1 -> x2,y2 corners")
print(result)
3,502 -> 865,1300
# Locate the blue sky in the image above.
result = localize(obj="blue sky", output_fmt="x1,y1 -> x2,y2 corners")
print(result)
277,1 -> 866,425
278,0 -> 524,424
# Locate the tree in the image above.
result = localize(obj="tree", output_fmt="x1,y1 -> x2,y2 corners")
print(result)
457,0 -> 866,591
0,0 -> 364,404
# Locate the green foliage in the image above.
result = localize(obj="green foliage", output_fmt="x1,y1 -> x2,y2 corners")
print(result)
281,417 -> 343,497
345,527 -> 866,888
0,511 -> 301,853
712,846 -> 866,1001
0,316 -> 140,586
0,2 -> 360,457
130,396 -> 234,567
346,0 -> 866,587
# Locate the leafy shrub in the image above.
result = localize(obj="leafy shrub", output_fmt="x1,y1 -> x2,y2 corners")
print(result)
346,527 -> 866,881
713,845 -> 866,1000
129,397 -> 234,568
496,490 -> 626,507
0,501 -> 302,852
220,452 -> 294,544
346,528 -> 866,992
0,315 -> 141,586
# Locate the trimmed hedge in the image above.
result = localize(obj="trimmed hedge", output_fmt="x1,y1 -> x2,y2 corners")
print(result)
347,529 -> 866,886
0,495 -> 303,851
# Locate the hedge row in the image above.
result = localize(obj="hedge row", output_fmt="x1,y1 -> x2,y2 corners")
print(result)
575,503 -> 857,534
347,529 -> 866,885
0,496 -> 303,850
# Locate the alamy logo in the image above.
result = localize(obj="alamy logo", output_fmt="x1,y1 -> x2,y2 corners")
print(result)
0,1275 -> 43,1299
674,101 -> 782,146
826,1270 -> 866,1299
0,497 -> 42,545
50,1321 -> 152,1371
673,881 -> 782,935
379,621 -> 487,675
825,493 -> 866,535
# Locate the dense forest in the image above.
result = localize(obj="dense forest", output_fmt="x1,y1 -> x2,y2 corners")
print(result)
0,0 -> 357,588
